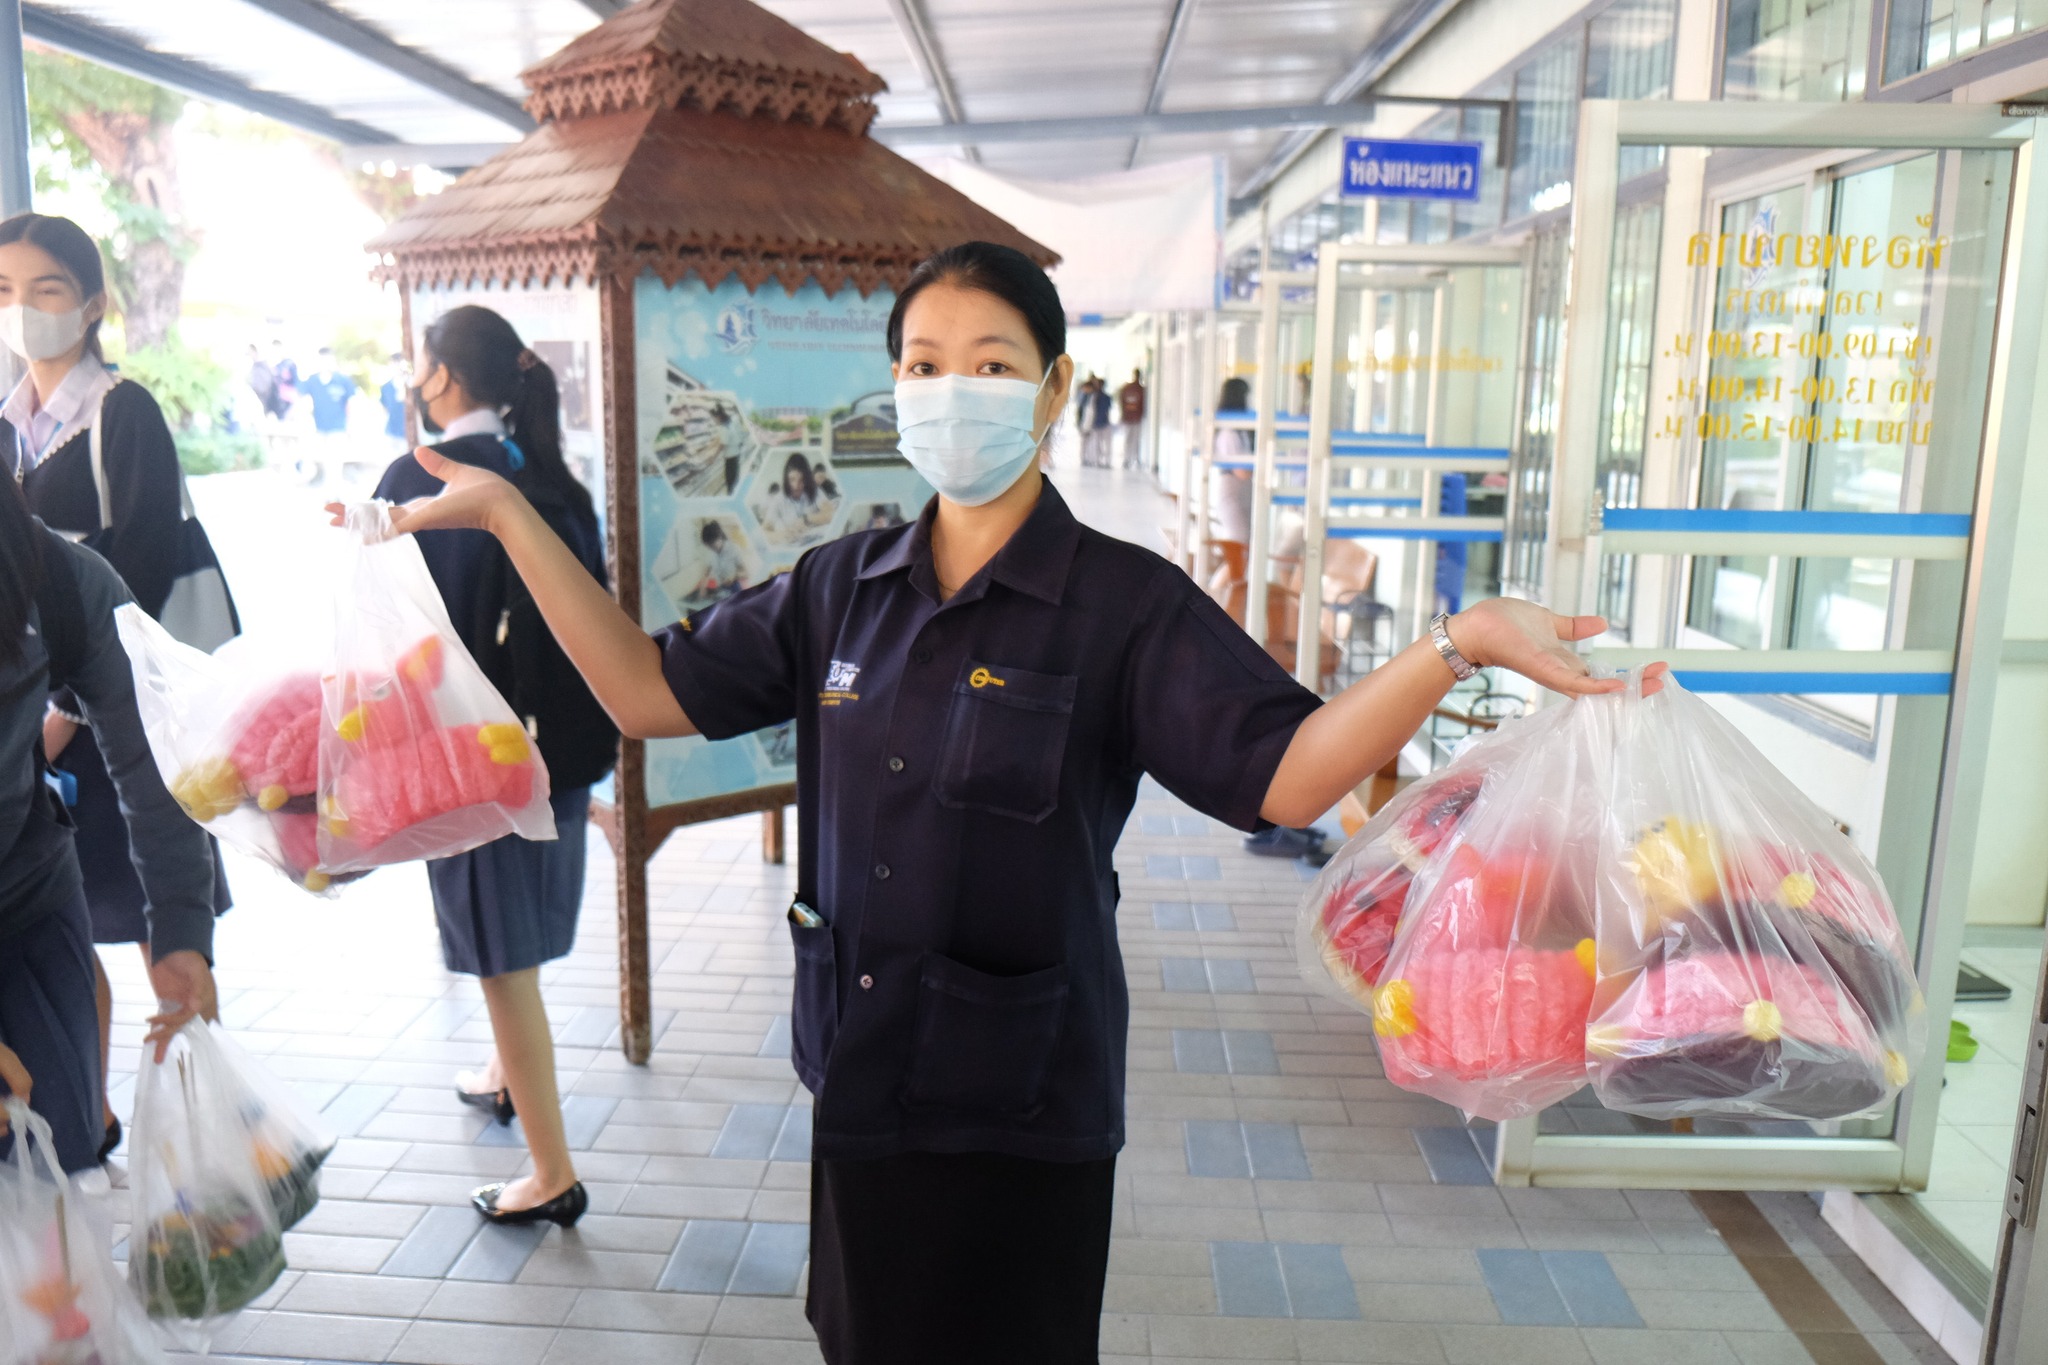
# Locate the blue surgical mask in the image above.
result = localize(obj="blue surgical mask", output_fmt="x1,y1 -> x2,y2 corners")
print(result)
893,370 -> 1053,507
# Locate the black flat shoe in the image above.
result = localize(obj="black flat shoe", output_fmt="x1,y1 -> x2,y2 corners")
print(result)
471,1180 -> 587,1227
455,1083 -> 516,1125
1244,825 -> 1326,860
96,1116 -> 121,1164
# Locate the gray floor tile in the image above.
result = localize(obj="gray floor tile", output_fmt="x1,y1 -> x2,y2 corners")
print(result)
1278,1243 -> 1362,1320
546,1327 -> 705,1365
1142,815 -> 1178,836
447,1222 -> 548,1283
1172,1029 -> 1229,1073
713,1104 -> 789,1159
1155,902 -> 1198,930
1414,1128 -> 1494,1186
1222,1030 -> 1281,1075
1147,855 -> 1185,879
1183,855 -> 1222,880
321,1083 -> 400,1139
1477,1248 -> 1574,1325
660,1220 -> 751,1294
726,1222 -> 809,1296
381,1205 -> 483,1279
1243,1123 -> 1311,1180
1540,1251 -> 1642,1328
758,1016 -> 792,1059
1161,958 -> 1211,992
475,1094 -> 618,1152
388,1317 -> 556,1365
769,1105 -> 811,1162
1190,901 -> 1236,930
1211,1241 -> 1290,1317
1186,1120 -> 1253,1178
1204,959 -> 1257,993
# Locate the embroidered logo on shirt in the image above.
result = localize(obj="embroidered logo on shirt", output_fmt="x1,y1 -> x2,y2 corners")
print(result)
820,659 -> 861,706
968,667 -> 1005,689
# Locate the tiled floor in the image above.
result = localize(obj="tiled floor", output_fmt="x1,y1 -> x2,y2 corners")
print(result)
76,465 -> 1959,1363
1915,928 -> 2045,1271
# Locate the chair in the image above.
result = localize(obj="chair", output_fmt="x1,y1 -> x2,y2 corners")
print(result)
1320,543 -> 1395,683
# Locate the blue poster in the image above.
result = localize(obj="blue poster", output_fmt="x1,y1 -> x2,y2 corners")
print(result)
634,275 -> 932,808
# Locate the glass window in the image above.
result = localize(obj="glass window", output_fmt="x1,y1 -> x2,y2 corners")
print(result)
1507,40 -> 1583,222
1595,198 -> 1665,631
1587,0 -> 1678,180
1885,0 -> 2048,82
1505,226 -> 1571,593
1454,97 -> 1508,238
1684,154 -> 1966,731
1723,0 -> 1872,101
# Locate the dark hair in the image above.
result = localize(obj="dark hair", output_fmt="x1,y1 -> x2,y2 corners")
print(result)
0,475 -> 43,670
886,241 -> 1064,374
0,213 -> 108,363
1218,377 -> 1250,411
700,520 -> 726,547
421,305 -> 592,522
781,452 -> 817,500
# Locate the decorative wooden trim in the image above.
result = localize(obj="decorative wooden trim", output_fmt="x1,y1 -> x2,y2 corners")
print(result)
525,49 -> 880,133
375,233 -> 919,298
598,270 -> 654,1067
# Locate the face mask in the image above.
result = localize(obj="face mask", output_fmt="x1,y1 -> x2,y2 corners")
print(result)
0,304 -> 86,362
893,369 -> 1053,507
411,368 -> 446,436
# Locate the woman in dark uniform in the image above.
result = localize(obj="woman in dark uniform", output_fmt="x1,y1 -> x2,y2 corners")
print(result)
0,477 -> 220,1174
363,305 -> 614,1226
357,243 -> 1631,1362
0,212 -> 231,1163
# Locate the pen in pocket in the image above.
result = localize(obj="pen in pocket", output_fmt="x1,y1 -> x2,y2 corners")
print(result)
788,901 -> 824,929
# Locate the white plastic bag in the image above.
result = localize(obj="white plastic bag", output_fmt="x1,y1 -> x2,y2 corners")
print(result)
0,1101 -> 168,1365
127,1024 -> 286,1340
317,503 -> 554,872
205,1028 -> 335,1231
1588,673 -> 1925,1121
115,605 -> 348,894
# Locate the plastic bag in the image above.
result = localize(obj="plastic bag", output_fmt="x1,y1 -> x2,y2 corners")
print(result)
1365,698 -> 1615,1121
1587,673 -> 1925,1121
195,1028 -> 336,1231
115,606 -> 354,894
1,1101 -> 168,1365
128,1024 -> 287,1338
317,503 -> 554,873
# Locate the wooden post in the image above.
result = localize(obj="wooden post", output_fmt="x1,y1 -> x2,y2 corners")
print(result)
599,270 -> 653,1065
762,805 -> 786,864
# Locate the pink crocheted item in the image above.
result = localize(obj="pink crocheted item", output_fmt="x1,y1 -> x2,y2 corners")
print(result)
1375,945 -> 1594,1087
1600,952 -> 1868,1050
225,673 -> 323,803
329,722 -> 535,852
1318,862 -> 1411,998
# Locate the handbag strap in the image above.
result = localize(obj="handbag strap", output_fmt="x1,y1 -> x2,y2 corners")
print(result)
89,378 -> 195,529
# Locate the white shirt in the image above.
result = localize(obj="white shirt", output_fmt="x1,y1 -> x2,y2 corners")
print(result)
4,355 -> 115,475
437,406 -> 505,441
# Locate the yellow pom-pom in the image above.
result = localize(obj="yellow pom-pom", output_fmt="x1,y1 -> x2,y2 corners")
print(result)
1628,818 -> 1721,919
1574,938 -> 1597,978
1585,1024 -> 1628,1059
488,743 -> 528,766
1883,1050 -> 1909,1087
257,785 -> 289,812
402,636 -> 441,683
1742,999 -> 1783,1043
336,706 -> 368,742
302,870 -> 331,893
1778,872 -> 1818,909
1372,979 -> 1417,1038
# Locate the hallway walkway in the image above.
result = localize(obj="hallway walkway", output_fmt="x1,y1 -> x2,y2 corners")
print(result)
99,467 -> 1951,1365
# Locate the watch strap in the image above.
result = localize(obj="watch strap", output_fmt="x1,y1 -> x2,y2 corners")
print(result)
1430,611 -> 1478,681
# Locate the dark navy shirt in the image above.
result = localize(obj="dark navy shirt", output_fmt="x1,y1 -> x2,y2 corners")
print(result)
654,483 -> 1322,1162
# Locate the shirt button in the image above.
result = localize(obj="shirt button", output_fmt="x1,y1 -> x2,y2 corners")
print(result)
874,863 -> 891,880
913,648 -> 932,664
859,974 -> 875,990
887,756 -> 905,773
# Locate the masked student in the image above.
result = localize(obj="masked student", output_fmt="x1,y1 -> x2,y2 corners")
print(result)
0,211 -> 233,1164
351,241 -> 1631,1364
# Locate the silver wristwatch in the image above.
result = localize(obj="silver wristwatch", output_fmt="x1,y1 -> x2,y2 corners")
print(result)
1430,611 -> 1478,681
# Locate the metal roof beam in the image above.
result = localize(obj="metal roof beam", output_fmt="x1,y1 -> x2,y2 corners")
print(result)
884,0 -> 976,162
237,0 -> 534,134
1127,0 -> 1196,169
876,96 -> 1503,148
22,3 -> 394,144
574,0 -> 623,14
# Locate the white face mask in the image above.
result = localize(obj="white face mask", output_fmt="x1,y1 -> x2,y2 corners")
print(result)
893,369 -> 1053,507
0,303 -> 86,362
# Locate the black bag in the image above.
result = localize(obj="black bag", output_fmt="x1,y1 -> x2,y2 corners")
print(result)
474,532 -> 618,791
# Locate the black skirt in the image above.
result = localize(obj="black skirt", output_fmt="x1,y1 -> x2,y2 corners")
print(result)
807,1148 -> 1116,1365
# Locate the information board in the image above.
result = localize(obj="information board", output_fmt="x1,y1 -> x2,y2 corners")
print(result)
1341,138 -> 1483,202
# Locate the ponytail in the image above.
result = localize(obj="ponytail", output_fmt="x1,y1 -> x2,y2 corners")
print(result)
421,305 -> 592,524
0,475 -> 44,670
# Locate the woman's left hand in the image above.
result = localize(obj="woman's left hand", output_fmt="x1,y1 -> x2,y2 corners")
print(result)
144,949 -> 220,1061
1444,598 -> 1664,698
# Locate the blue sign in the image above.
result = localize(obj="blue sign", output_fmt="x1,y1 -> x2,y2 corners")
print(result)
1341,138 -> 1483,202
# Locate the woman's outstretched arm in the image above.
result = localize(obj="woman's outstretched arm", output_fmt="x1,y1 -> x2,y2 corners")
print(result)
331,447 -> 694,740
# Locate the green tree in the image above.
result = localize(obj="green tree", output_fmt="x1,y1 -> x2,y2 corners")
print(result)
26,47 -> 193,350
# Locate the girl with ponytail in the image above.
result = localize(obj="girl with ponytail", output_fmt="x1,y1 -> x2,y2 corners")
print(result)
366,304 -> 614,1227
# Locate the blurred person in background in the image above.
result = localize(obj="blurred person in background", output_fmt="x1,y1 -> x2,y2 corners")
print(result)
379,352 -> 410,454
1117,368 -> 1146,470
0,211 -> 233,1164
304,345 -> 359,485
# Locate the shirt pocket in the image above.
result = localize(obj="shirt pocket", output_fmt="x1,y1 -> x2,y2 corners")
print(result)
786,913 -> 839,1092
902,953 -> 1070,1118
932,660 -> 1077,824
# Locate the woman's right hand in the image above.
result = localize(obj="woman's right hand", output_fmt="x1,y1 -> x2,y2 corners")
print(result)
324,446 -> 519,536
0,1042 -> 30,1135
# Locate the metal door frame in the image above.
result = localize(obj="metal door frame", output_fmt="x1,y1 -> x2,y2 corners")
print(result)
1500,99 -> 2046,1202
1296,242 -> 1529,689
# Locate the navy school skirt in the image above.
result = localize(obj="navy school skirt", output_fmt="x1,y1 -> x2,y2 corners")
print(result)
58,725 -> 231,946
0,888 -> 104,1173
426,787 -> 591,979
807,1148 -> 1117,1364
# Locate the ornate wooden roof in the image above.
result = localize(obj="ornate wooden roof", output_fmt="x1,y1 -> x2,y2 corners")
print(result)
367,0 -> 1052,295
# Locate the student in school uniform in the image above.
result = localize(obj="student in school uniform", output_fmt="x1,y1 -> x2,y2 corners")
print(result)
352,241 -> 1630,1363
